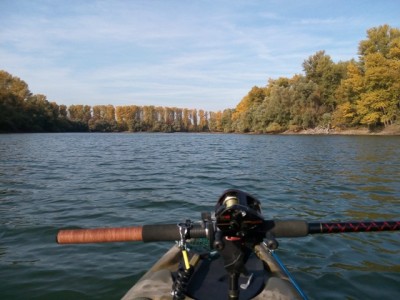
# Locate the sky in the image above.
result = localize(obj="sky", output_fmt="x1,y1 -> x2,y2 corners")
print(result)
1,0 -> 399,111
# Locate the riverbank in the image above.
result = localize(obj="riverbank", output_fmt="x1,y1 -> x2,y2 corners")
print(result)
2,124 -> 400,135
282,124 -> 400,135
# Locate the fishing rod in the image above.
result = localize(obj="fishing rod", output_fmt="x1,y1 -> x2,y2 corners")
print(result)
56,220 -> 400,244
56,189 -> 399,300
57,189 -> 399,244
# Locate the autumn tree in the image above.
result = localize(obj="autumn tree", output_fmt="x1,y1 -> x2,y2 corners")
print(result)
68,105 -> 91,122
128,105 -> 142,132
232,86 -> 267,132
142,106 -> 156,131
182,108 -> 191,131
173,108 -> 183,132
89,105 -> 117,131
198,109 -> 208,131
115,106 -> 128,131
221,109 -> 234,132
153,106 -> 165,131
190,109 -> 198,132
0,70 -> 31,100
208,111 -> 219,132
332,61 -> 364,127
2,24 -> 398,134
356,25 -> 400,127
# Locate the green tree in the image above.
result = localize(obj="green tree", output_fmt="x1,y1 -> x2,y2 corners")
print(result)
0,70 -> 31,131
256,78 -> 292,132
303,50 -> 345,110
59,105 -> 68,118
221,109 -> 234,132
24,94 -> 54,131
288,75 -> 321,129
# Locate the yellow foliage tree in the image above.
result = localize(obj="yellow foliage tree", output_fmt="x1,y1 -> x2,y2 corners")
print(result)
356,25 -> 400,127
333,62 -> 364,127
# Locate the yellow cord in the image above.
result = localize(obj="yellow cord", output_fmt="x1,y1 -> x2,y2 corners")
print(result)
182,249 -> 190,270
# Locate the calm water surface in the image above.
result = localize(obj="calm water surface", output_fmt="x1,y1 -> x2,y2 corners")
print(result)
0,133 -> 399,299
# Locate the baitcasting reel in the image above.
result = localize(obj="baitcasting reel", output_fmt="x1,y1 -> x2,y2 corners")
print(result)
215,189 -> 266,243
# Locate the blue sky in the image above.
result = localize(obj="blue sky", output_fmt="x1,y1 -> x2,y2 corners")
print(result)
1,0 -> 399,111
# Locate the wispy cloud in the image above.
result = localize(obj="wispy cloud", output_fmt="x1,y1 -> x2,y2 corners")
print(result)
1,0 -> 399,111
296,17 -> 347,26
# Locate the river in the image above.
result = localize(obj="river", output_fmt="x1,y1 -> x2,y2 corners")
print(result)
0,133 -> 399,299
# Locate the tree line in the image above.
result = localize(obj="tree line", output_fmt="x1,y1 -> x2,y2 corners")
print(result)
225,24 -> 400,133
1,24 -> 399,134
0,71 -> 216,133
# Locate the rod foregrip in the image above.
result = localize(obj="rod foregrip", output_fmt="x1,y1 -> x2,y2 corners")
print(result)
142,224 -> 206,242
267,220 -> 309,237
57,227 -> 143,244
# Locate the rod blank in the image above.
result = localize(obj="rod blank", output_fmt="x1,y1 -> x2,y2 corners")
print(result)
308,221 -> 400,234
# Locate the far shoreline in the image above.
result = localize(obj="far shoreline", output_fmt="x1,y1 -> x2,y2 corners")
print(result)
1,124 -> 400,136
280,124 -> 400,136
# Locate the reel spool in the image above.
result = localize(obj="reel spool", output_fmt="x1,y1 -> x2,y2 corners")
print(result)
215,189 -> 264,240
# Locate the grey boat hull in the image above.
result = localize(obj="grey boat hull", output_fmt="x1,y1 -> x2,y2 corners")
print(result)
122,242 -> 305,300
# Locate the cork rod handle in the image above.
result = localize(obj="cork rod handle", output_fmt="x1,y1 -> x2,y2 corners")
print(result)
57,227 -> 143,244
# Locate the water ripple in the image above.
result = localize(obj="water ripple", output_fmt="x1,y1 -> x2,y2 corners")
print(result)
0,133 -> 399,299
